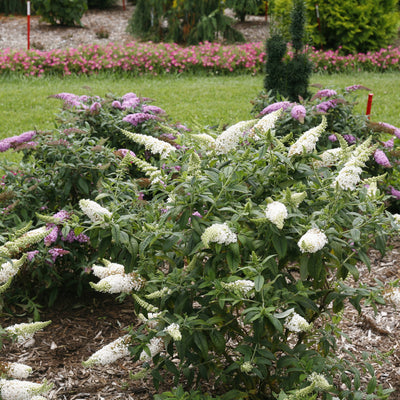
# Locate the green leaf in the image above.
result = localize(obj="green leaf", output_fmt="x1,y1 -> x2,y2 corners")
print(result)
357,249 -> 371,269
193,331 -> 208,359
77,177 -> 89,194
344,262 -> 359,280
210,329 -> 225,353
267,314 -> 283,333
299,254 -> 309,280
254,275 -> 264,292
367,376 -> 376,394
350,228 -> 360,242
272,234 -> 287,258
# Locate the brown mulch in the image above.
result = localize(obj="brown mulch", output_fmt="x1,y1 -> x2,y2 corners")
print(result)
2,240 -> 400,399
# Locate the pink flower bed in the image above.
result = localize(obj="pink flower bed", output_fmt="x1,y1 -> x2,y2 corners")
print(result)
0,41 -> 399,77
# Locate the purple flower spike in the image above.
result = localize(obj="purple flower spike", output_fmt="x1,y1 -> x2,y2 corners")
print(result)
48,247 -> 70,262
383,138 -> 394,148
112,100 -> 123,109
313,89 -> 337,99
291,105 -> 306,123
316,100 -> 337,113
27,250 -> 39,261
142,105 -> 165,114
345,84 -> 371,92
328,134 -> 337,142
118,148 -> 136,158
90,102 -> 102,113
44,226 -> 60,246
123,113 -> 158,126
343,134 -> 356,144
260,101 -> 292,115
390,186 -> 400,199
374,149 -> 392,167
379,122 -> 400,139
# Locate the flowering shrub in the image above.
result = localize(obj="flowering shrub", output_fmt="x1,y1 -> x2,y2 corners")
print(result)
1,87 -> 400,399
0,228 -> 54,399
0,91 -> 175,308
251,85 -> 400,210
76,104 -> 398,399
0,41 -> 400,77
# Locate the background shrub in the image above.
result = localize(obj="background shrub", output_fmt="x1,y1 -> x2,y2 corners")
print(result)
305,0 -> 399,54
225,0 -> 264,22
128,0 -> 245,44
0,0 -> 26,14
269,0 -> 399,54
87,0 -> 118,9
31,0 -> 88,26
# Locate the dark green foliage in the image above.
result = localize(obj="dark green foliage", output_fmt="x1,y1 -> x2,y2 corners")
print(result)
87,0 -> 118,9
127,0 -> 161,41
0,0 -> 26,14
305,0 -> 399,54
225,0 -> 264,22
286,53 -> 312,101
286,0 -> 312,100
31,0 -> 88,26
264,34 -> 287,98
127,0 -> 245,44
264,0 -> 311,101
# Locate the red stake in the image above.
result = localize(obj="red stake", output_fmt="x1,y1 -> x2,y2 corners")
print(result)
366,93 -> 374,119
265,0 -> 268,23
122,0 -> 126,11
27,1 -> 31,50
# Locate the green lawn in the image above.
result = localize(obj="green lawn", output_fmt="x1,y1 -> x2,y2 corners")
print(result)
1,71 -> 399,143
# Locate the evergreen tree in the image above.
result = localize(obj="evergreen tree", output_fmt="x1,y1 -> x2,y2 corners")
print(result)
264,0 -> 312,101
264,34 -> 288,98
286,0 -> 312,101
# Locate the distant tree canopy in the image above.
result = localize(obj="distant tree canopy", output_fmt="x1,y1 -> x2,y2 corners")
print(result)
128,0 -> 245,44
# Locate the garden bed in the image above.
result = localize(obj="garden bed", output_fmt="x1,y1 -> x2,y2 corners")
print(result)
2,242 -> 400,399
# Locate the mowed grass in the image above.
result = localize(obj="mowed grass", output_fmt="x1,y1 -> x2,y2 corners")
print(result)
0,71 -> 399,152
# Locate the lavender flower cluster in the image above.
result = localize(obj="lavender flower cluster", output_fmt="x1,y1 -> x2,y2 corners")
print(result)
0,130 -> 37,152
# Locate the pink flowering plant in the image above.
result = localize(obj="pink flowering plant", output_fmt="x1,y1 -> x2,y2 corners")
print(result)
0,41 -> 399,77
76,105 -> 397,399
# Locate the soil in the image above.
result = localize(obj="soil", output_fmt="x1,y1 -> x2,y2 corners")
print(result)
1,3 -> 400,400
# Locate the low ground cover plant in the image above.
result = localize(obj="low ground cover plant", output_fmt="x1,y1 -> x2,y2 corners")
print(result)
1,84 -> 400,399
0,42 -> 400,77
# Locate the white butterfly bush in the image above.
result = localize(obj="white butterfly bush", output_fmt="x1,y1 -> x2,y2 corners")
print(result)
265,201 -> 288,229
288,116 -> 327,156
79,199 -> 112,224
297,228 -> 328,254
215,119 -> 257,154
0,378 -> 52,400
163,323 -> 182,341
221,279 -> 255,296
5,321 -> 51,345
1,362 -> 33,379
120,129 -> 176,159
201,223 -> 237,248
90,272 -> 145,294
284,312 -> 311,333
82,335 -> 131,367
139,337 -> 164,362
